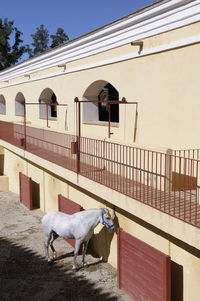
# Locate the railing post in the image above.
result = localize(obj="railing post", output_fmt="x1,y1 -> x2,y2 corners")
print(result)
196,160 -> 200,225
75,97 -> 81,174
165,149 -> 173,192
46,103 -> 50,128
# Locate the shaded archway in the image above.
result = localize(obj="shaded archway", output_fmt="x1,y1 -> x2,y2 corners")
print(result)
39,88 -> 58,119
15,92 -> 25,116
83,80 -> 119,123
0,95 -> 6,115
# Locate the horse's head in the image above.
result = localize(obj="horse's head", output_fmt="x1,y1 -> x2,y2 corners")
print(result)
101,207 -> 115,232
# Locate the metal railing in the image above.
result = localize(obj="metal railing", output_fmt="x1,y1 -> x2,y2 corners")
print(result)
0,120 -> 200,228
174,149 -> 200,160
80,137 -> 200,226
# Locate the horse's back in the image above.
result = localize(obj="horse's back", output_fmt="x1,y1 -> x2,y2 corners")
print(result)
42,210 -> 65,222
42,211 -> 70,233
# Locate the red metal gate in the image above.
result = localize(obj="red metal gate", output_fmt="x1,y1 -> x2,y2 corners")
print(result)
58,194 -> 83,248
117,229 -> 171,301
19,172 -> 33,210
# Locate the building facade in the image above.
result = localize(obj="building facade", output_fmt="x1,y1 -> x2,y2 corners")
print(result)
0,0 -> 200,300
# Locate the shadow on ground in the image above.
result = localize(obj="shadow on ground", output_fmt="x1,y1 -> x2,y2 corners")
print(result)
0,236 -> 118,301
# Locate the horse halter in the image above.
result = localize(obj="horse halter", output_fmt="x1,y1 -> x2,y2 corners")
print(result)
101,210 -> 115,231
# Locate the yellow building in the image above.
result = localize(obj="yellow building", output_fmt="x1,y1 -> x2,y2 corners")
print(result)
0,0 -> 200,300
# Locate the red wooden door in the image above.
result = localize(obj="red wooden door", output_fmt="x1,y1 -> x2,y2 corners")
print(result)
118,229 -> 171,301
58,194 -> 83,248
19,172 -> 32,210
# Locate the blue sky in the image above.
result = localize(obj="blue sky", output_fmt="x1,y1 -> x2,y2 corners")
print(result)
1,0 -> 155,60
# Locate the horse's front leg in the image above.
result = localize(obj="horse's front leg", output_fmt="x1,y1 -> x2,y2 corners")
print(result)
49,231 -> 58,260
73,239 -> 82,271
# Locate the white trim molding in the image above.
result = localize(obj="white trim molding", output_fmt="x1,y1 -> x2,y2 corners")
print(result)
0,0 -> 199,84
0,34 -> 199,89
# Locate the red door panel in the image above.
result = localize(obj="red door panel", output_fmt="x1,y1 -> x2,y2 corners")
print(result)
19,172 -> 32,210
118,229 -> 171,301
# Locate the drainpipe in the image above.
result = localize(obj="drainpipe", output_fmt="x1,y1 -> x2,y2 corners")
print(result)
108,102 -> 113,138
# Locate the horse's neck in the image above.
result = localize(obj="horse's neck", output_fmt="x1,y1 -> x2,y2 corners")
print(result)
86,209 -> 101,230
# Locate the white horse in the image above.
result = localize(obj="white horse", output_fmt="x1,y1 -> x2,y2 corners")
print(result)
42,207 -> 115,270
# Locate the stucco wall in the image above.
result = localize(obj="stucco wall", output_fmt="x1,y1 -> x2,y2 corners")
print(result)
4,149 -> 26,193
0,22 -> 199,150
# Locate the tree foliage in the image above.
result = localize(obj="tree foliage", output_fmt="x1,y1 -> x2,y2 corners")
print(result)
50,27 -> 69,48
26,25 -> 69,57
0,18 -> 25,70
26,24 -> 49,57
0,19 -> 69,69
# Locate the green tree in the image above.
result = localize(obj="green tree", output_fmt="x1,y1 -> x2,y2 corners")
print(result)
0,18 -> 25,70
26,25 -> 69,57
26,24 -> 49,57
50,27 -> 69,48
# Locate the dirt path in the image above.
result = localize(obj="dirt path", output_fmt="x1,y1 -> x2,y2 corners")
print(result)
0,191 -> 132,301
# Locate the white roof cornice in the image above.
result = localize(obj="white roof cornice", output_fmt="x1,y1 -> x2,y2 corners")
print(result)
0,0 -> 199,82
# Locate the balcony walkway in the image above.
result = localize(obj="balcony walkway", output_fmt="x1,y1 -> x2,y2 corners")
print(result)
25,140 -> 200,228
0,120 -> 199,228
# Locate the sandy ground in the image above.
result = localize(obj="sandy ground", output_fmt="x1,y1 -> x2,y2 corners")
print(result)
0,191 -> 132,301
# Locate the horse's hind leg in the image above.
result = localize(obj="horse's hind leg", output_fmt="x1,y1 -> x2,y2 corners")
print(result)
72,239 -> 82,271
49,231 -> 58,260
82,241 -> 89,267
44,234 -> 51,262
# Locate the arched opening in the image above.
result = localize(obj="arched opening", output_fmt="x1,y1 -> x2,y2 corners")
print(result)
39,88 -> 58,119
15,92 -> 25,116
83,80 -> 119,123
0,95 -> 6,115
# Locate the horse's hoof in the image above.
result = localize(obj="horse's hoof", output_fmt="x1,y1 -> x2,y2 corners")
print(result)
82,263 -> 88,268
48,259 -> 54,265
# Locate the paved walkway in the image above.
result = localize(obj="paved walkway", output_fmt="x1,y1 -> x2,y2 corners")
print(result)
0,191 -> 132,301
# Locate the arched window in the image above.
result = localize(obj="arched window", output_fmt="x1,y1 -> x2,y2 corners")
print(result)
0,95 -> 6,115
83,80 -> 119,123
15,92 -> 25,116
39,88 -> 58,119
